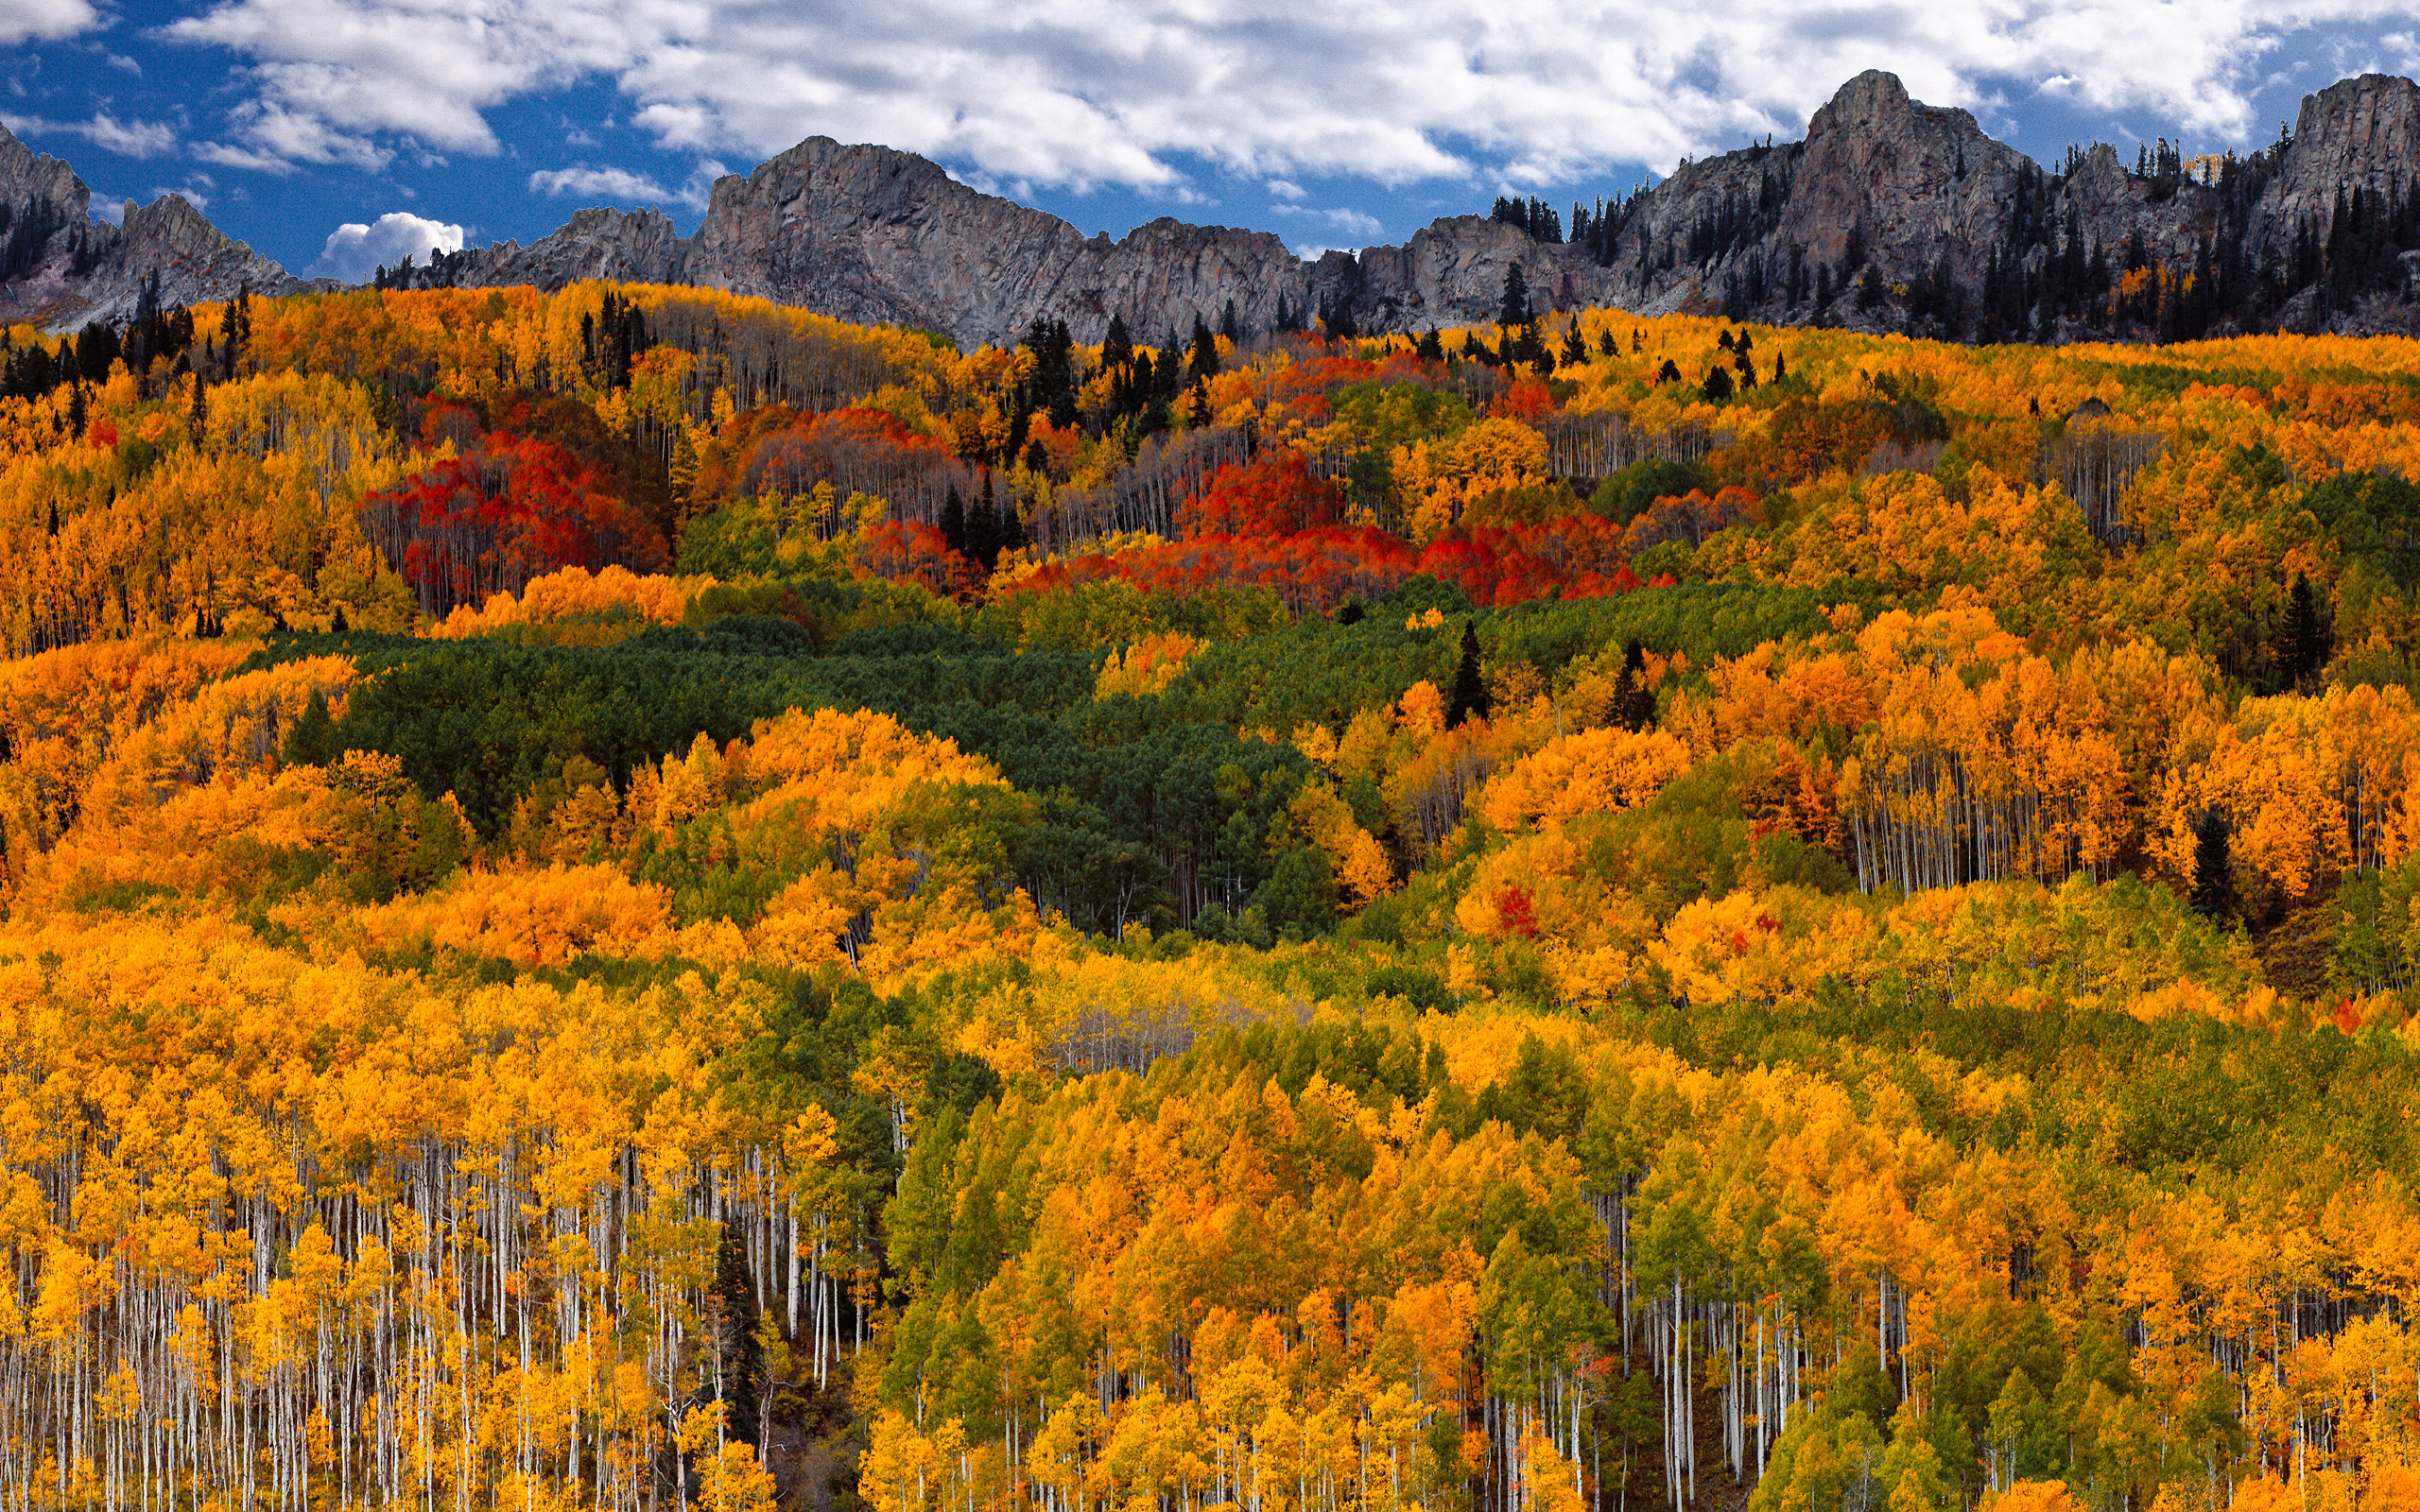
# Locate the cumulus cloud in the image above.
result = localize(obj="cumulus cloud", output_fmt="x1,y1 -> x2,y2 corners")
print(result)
528,159 -> 724,209
166,0 -> 2416,187
4,112 -> 179,158
304,211 -> 464,281
0,0 -> 98,47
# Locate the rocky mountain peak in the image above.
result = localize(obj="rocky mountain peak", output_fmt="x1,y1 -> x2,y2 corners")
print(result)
0,123 -> 311,330
2271,73 -> 2420,228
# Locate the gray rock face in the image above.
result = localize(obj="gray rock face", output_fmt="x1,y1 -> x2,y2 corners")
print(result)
9,68 -> 2420,345
1595,69 -> 2420,335
441,65 -> 2419,344
451,207 -> 684,290
441,135 -> 1619,347
0,124 -> 317,331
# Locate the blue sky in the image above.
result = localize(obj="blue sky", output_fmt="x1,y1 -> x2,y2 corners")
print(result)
4,1 -> 2417,283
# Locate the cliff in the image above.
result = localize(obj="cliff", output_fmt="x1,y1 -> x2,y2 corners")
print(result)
0,125 -> 319,330
10,67 -> 2420,345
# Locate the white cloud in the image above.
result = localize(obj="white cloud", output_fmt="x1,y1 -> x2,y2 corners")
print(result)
530,163 -> 670,200
4,112 -> 178,158
304,210 -> 464,281
0,0 -> 97,46
1266,179 -> 1306,201
164,0 -> 2420,187
1280,206 -> 1383,236
529,157 -> 725,209
192,139 -> 297,173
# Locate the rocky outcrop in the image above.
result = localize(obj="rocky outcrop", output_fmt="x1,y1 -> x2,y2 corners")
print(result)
437,137 -> 1618,346
1595,69 -> 2420,336
450,206 -> 684,290
438,64 -> 2415,345
0,124 -> 319,330
11,68 -> 2420,344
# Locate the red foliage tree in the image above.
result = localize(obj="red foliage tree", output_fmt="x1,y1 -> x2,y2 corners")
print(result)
857,520 -> 980,600
1177,452 -> 1347,538
360,434 -> 668,616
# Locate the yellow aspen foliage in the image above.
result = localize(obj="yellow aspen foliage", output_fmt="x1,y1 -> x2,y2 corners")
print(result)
1289,782 -> 1393,907
1475,725 -> 1691,832
431,564 -> 714,638
1393,417 -> 1550,541
353,862 -> 670,964
1095,631 -> 1203,699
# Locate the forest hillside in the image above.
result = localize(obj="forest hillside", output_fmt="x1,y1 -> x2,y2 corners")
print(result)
0,282 -> 2418,1512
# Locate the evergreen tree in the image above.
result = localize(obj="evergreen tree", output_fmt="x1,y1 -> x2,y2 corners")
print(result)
1498,265 -> 1531,332
1102,314 -> 1133,373
1187,314 -> 1220,382
2188,808 -> 2237,921
1612,640 -> 1658,731
998,488 -> 1028,556
702,1222 -> 766,1445
1219,299 -> 1239,341
2276,572 -> 2332,690
1703,364 -> 1735,403
967,472 -> 1001,570
330,604 -> 349,634
1448,621 -> 1491,729
940,484 -> 968,555
282,690 -> 341,768
1416,329 -> 1444,363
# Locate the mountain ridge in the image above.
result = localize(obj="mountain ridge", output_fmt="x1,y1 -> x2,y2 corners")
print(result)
4,68 -> 2418,346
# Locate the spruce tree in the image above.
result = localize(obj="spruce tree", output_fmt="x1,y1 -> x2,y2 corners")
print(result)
2276,572 -> 2331,690
282,690 -> 341,767
1448,621 -> 1491,728
1188,314 -> 1220,382
2188,808 -> 2237,921
1612,640 -> 1658,730
1497,265 -> 1531,332
702,1223 -> 766,1445
967,472 -> 1000,569
940,484 -> 968,555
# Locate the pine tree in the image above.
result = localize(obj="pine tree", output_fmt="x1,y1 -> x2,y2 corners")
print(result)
2276,572 -> 2332,690
1612,640 -> 1658,730
2188,808 -> 2237,920
1417,329 -> 1444,363
1448,621 -> 1491,728
940,484 -> 968,555
283,690 -> 341,767
998,488 -> 1028,556
1219,299 -> 1239,341
703,1222 -> 767,1445
968,472 -> 1001,570
1188,314 -> 1220,382
1498,265 -> 1531,332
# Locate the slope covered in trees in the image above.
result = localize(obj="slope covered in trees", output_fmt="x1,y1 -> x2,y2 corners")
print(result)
5,282 -> 2420,1512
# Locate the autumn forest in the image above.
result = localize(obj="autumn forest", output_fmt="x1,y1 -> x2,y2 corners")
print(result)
1,275 -> 2419,1512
